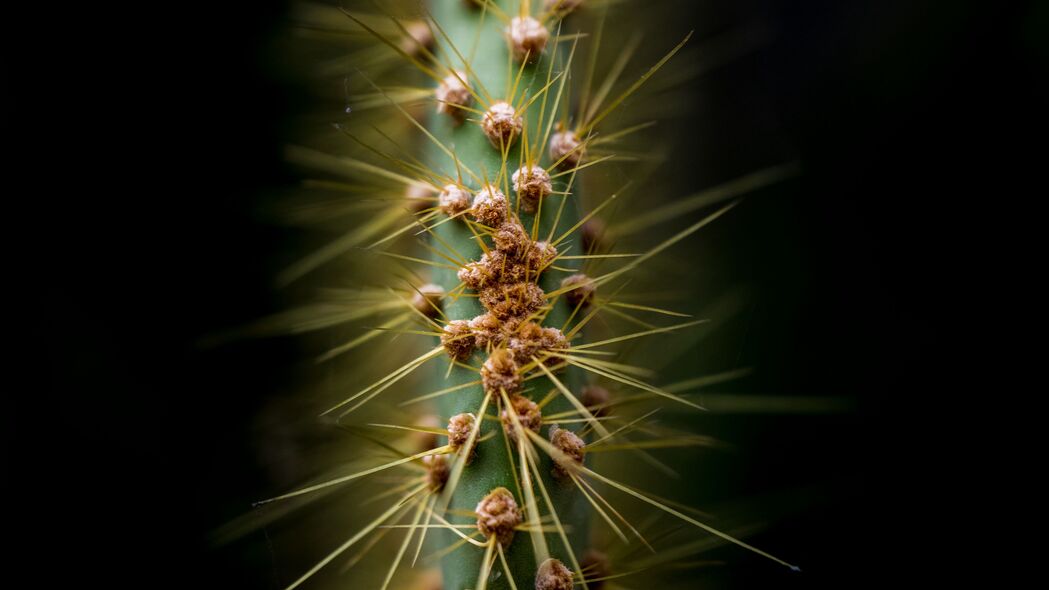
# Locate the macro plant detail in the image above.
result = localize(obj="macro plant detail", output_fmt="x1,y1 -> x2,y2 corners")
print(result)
246,1 -> 804,588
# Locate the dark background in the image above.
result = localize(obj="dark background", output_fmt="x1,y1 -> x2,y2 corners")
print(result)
9,1 -> 1039,588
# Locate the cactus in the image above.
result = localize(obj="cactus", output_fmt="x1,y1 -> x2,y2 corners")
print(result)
250,1 -> 802,589
426,2 -> 590,588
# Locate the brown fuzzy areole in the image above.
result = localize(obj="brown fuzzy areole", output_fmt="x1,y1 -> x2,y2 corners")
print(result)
467,317 -> 567,364
460,238 -> 557,293
535,558 -> 574,590
524,240 -> 559,276
549,126 -> 585,170
492,220 -> 532,256
423,454 -> 449,492
467,312 -> 508,351
481,101 -> 523,149
581,216 -> 608,253
459,250 -> 527,290
548,425 -> 585,480
580,384 -> 611,417
447,413 -> 477,463
413,414 -> 441,454
512,165 -> 553,214
481,348 -> 522,397
503,321 -> 567,363
471,184 -> 510,227
456,258 -> 494,291
539,326 -> 569,364
506,320 -> 545,363
475,487 -> 522,548
502,393 -> 542,441
412,283 -> 444,318
560,273 -> 595,309
540,326 -> 567,349
441,319 -> 475,361
435,70 -> 472,124
506,16 -> 549,64
493,250 -> 533,283
438,183 -> 471,217
399,21 -> 435,57
579,549 -> 610,590
479,282 -> 546,321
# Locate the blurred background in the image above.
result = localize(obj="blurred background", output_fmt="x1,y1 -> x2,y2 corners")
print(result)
10,0 -> 1041,588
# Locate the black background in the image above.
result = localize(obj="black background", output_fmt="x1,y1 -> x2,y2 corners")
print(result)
8,1 -> 1040,588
